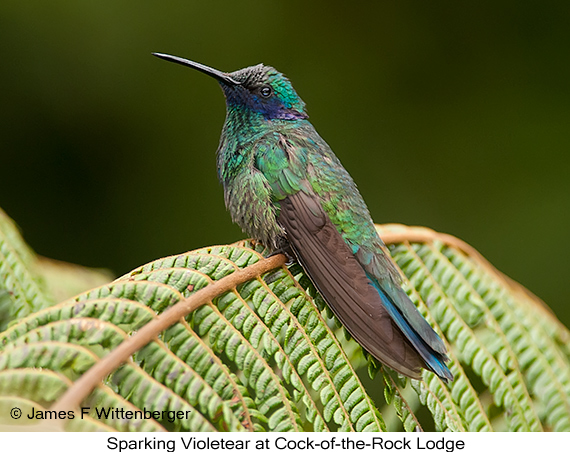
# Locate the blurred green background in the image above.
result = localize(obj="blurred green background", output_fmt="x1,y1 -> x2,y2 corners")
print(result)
1,1 -> 569,325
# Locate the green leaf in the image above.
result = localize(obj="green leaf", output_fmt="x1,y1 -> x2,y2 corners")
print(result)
0,209 -> 569,432
0,207 -> 112,332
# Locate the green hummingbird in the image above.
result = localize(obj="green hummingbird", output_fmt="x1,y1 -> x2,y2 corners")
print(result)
154,52 -> 453,382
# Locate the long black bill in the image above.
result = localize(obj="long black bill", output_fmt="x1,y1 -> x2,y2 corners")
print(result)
152,53 -> 240,86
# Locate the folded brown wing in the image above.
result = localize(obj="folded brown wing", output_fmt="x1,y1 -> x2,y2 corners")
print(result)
278,191 -> 425,378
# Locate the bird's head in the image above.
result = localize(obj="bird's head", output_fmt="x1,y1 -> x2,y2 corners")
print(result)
154,53 -> 308,121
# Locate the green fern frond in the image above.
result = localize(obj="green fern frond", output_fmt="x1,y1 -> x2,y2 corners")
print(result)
378,224 -> 570,431
0,210 -> 569,432
441,245 -> 570,431
393,240 -> 541,431
0,209 -> 52,330
129,245 -> 384,432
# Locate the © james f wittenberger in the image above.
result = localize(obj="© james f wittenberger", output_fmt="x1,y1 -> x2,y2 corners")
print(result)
22,405 -> 192,423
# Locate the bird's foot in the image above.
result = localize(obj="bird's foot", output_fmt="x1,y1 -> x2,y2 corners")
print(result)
267,240 -> 296,265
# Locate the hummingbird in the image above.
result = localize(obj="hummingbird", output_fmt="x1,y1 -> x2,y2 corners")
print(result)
153,53 -> 453,382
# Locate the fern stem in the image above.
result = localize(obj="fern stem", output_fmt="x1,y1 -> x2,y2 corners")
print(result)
378,223 -> 560,320
45,253 -> 288,421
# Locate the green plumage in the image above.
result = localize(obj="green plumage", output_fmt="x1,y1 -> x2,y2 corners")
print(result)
154,52 -> 453,382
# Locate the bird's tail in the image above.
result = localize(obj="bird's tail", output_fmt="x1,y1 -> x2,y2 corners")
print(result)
375,281 -> 454,382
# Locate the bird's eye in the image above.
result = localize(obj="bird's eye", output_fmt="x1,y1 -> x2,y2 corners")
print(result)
259,86 -> 272,98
